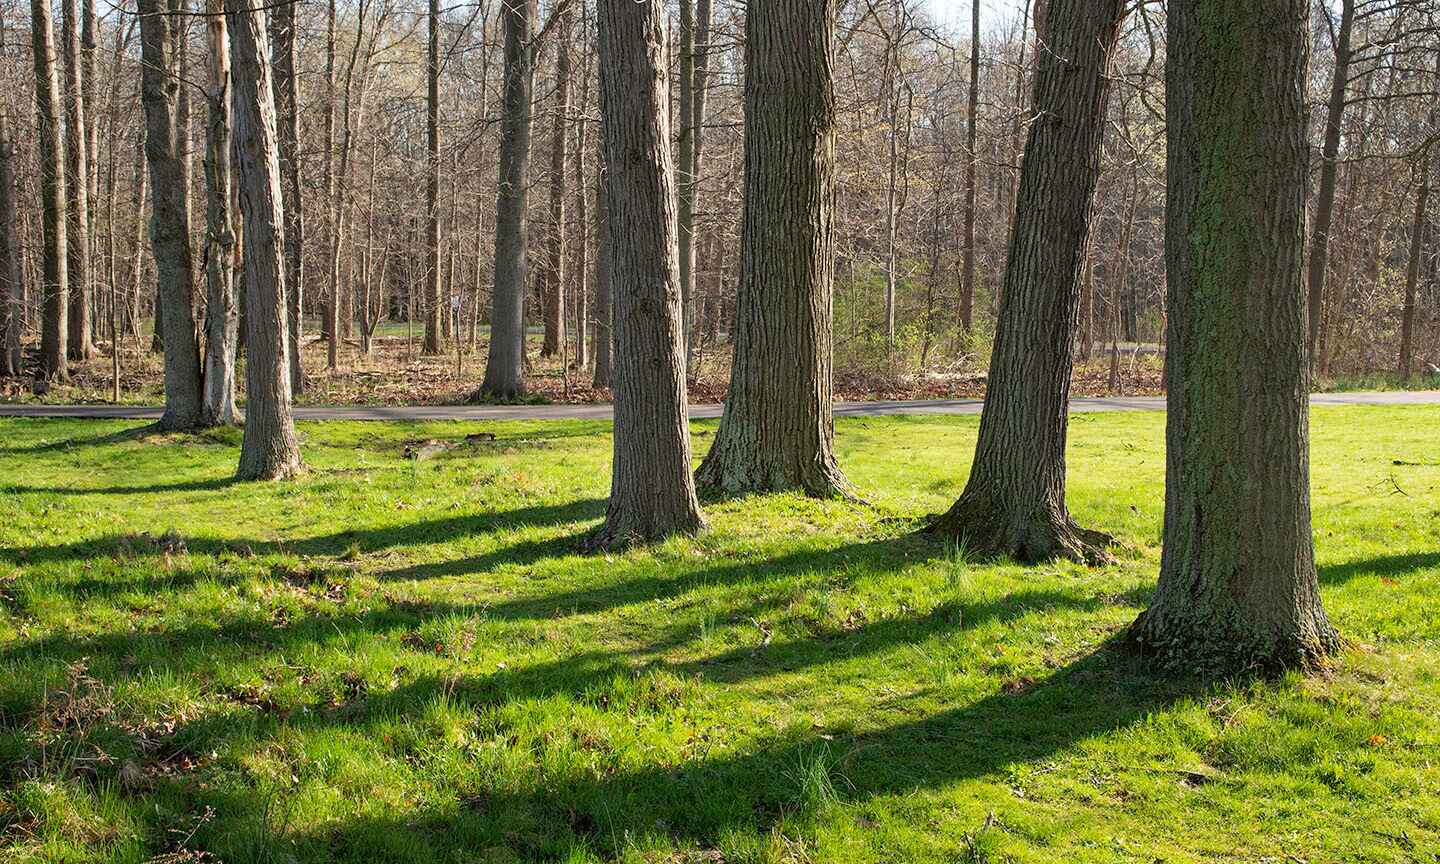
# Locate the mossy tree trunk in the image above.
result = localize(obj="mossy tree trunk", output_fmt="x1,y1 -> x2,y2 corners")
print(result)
928,0 -> 1126,564
587,0 -> 704,550
1127,0 -> 1341,673
32,0 -> 70,381
140,0 -> 204,429
694,0 -> 850,499
229,0 -> 304,481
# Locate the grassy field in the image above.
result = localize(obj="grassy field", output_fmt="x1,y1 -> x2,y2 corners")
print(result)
1,406 -> 1438,863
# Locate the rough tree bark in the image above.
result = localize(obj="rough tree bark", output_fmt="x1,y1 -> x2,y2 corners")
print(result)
478,0 -> 538,400
0,108 -> 18,378
32,0 -> 70,380
140,0 -> 204,430
423,0 -> 444,355
928,0 -> 1126,563
228,0 -> 304,481
540,9 -> 572,359
587,0 -> 705,549
1127,0 -> 1341,673
270,0 -> 305,394
694,0 -> 850,499
1305,0 -> 1354,369
61,0 -> 94,361
200,0 -> 240,427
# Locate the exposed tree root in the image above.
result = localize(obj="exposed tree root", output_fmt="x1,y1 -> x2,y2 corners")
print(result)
1125,608 -> 1345,677
926,491 -> 1114,566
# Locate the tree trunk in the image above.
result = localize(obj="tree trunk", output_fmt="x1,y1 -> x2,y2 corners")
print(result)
228,0 -> 303,481
572,22 -> 592,371
477,0 -> 537,400
1305,0 -> 1353,369
588,0 -> 704,549
422,0 -> 444,355
928,0 -> 1125,564
140,0 -> 204,428
677,0 -> 712,370
1397,50 -> 1437,381
694,0 -> 850,499
1128,0 -> 1341,673
960,0 -> 979,335
270,0 -> 305,394
200,0 -> 240,426
540,10 -> 572,359
32,0 -> 70,381
0,108 -> 19,378
61,0 -> 94,361
591,156 -> 612,388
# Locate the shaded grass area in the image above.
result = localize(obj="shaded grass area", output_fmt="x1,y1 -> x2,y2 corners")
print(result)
1,407 -> 1438,862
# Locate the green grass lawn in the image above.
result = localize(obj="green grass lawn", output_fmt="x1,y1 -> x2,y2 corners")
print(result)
1,407 -> 1437,863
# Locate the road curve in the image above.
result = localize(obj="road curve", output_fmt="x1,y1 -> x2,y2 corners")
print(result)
0,391 -> 1435,422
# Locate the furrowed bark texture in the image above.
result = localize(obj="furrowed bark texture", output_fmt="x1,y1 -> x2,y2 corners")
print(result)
229,0 -> 304,481
62,0 -> 94,361
929,0 -> 1125,563
32,0 -> 70,380
694,0 -> 850,499
478,0 -> 537,400
269,0 -> 305,394
201,2 -> 240,427
1128,0 -> 1341,673
140,0 -> 204,430
588,0 -> 704,549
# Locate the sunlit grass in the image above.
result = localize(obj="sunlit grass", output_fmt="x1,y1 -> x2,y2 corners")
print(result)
1,406 -> 1437,862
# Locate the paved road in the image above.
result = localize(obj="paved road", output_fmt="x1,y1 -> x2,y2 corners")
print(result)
0,391 -> 1435,422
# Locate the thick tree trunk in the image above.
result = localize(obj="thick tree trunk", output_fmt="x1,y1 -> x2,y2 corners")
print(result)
477,0 -> 537,400
200,0 -> 240,427
1305,0 -> 1353,369
228,0 -> 303,481
270,0 -> 305,394
32,0 -> 70,381
588,0 -> 704,549
61,0 -> 94,361
1128,0 -> 1341,673
694,0 -> 849,499
423,0 -> 444,355
591,157 -> 612,388
140,0 -> 204,430
540,11 -> 572,359
929,0 -> 1125,563
0,109 -> 19,378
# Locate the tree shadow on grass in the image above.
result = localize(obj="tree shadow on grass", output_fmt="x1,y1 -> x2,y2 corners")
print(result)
0,422 -> 228,456
275,639 -> 1200,863
1,499 -> 610,570
1320,551 -> 1440,585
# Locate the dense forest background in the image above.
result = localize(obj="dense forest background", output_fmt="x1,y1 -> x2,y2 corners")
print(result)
0,0 -> 1436,403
